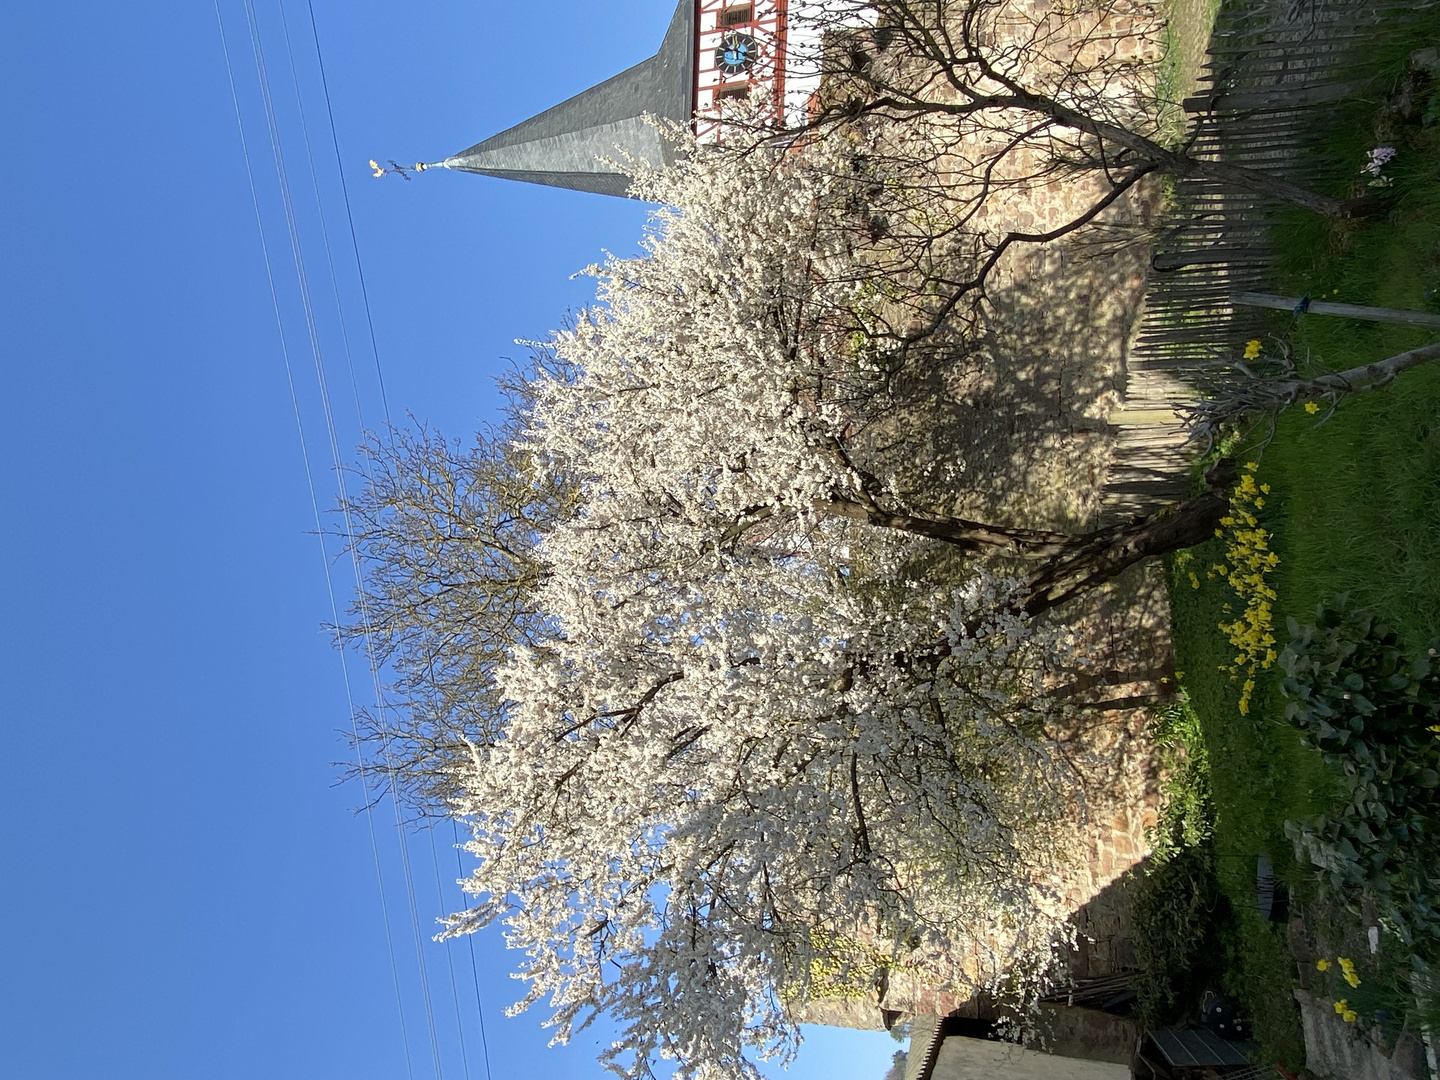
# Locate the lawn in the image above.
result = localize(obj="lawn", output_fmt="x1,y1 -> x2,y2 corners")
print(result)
1155,6 -> 1440,1067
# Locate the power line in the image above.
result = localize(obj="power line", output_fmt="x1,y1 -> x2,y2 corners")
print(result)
275,0 -> 372,437
209,3 -> 415,1078
282,10 -> 496,1078
302,0 -> 391,428
453,818 -> 495,1080
218,3 -> 501,1074
259,7 -> 455,1078
429,826 -> 474,1080
234,0 -> 447,1067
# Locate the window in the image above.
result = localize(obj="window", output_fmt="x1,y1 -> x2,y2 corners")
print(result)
719,4 -> 753,28
715,83 -> 750,101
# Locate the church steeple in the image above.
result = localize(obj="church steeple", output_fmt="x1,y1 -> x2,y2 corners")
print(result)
430,1 -> 696,197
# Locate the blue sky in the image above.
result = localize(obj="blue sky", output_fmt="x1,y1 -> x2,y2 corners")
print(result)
0,2 -> 901,1078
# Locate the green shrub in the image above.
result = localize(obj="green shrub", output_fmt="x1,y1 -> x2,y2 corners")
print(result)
1132,692 -> 1225,1029
1132,842 -> 1224,1029
1150,691 -> 1214,864
1279,598 -> 1440,947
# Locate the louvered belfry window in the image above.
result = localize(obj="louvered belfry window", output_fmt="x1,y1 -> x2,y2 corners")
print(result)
719,4 -> 753,27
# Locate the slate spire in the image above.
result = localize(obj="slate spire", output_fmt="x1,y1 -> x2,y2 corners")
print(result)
430,1 -> 696,197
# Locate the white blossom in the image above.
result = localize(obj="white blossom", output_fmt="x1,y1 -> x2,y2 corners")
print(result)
440,139 -> 1082,1080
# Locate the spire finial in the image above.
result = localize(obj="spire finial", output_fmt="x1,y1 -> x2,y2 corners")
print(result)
369,158 -> 443,180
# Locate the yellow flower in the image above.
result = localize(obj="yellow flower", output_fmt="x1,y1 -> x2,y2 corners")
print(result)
1316,959 -> 1331,971
1343,1010 -> 1358,1023
1344,971 -> 1361,988
1334,998 -> 1348,1014
1244,339 -> 1263,359
1305,401 -> 1320,414
1189,572 -> 1201,590
1245,461 -> 1259,472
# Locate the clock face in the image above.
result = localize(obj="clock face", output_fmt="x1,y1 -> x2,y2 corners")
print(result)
715,31 -> 757,76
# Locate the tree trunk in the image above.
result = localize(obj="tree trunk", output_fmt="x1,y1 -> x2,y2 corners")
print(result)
1190,340 -> 1440,444
990,90 -> 1352,218
824,499 -> 1077,554
1288,340 -> 1440,401
1017,486 -> 1230,618
832,462 -> 1237,617
1172,157 -> 1349,218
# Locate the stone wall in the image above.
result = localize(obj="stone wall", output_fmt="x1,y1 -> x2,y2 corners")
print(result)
794,0 -> 1178,1034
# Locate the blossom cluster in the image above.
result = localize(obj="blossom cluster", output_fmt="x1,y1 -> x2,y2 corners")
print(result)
438,139 -> 1083,1080
1364,146 -> 1397,176
1210,463 -> 1279,715
1364,145 -> 1396,187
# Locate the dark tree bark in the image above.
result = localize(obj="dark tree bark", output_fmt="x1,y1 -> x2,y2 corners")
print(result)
829,461 -> 1237,618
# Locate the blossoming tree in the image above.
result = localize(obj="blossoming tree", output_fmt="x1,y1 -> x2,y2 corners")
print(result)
348,138 -> 1232,1078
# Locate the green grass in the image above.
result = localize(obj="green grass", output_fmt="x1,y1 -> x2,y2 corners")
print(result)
1159,7 -> 1440,1063
1263,364 -> 1440,648
1155,0 -> 1225,145
1262,90 -> 1440,647
1165,544 -> 1330,1071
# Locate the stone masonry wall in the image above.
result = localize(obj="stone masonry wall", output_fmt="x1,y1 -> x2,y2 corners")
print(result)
793,0 -> 1176,1033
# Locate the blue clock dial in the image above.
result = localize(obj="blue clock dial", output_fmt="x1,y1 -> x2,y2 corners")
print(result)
715,32 -> 757,76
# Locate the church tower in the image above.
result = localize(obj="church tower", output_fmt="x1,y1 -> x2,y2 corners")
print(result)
420,1 -> 800,197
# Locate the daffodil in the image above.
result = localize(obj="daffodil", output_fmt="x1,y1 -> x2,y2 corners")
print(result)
1334,998 -> 1348,1014
1316,959 -> 1331,971
1343,1010 -> 1358,1023
1213,469 -> 1280,714
1244,339 -> 1263,359
1305,401 -> 1320,414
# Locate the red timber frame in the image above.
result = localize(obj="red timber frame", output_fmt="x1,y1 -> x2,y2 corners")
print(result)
693,0 -> 789,143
